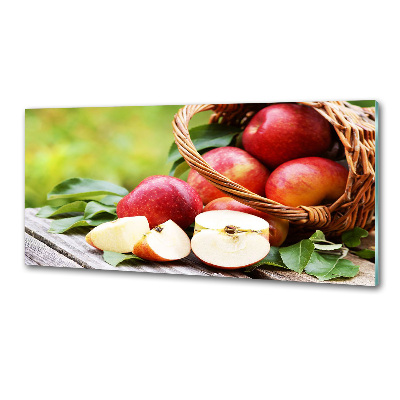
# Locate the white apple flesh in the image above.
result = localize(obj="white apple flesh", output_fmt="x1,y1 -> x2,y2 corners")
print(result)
133,219 -> 191,261
191,210 -> 270,269
86,216 -> 150,253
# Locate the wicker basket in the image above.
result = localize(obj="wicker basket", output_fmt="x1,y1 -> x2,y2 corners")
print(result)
172,102 -> 375,237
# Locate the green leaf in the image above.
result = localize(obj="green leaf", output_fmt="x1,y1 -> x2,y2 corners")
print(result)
348,100 -> 376,108
244,246 -> 286,272
36,206 -> 60,218
48,216 -> 88,233
314,243 -> 343,251
309,230 -> 326,242
341,227 -> 369,248
84,201 -> 117,219
309,230 -> 343,250
48,215 -> 115,234
36,201 -> 87,218
169,160 -> 190,178
103,251 -> 145,267
333,259 -> 361,278
279,239 -> 314,273
99,195 -> 124,206
47,178 -> 129,201
167,124 -> 242,163
304,252 -> 359,281
354,249 -> 375,259
45,198 -> 74,207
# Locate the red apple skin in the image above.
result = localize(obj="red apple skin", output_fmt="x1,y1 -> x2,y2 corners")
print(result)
187,147 -> 270,205
265,157 -> 348,207
116,175 -> 203,229
203,197 -> 289,246
242,104 -> 332,169
133,237 -> 170,262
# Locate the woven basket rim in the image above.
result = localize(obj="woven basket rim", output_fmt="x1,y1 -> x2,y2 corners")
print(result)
172,101 -> 375,235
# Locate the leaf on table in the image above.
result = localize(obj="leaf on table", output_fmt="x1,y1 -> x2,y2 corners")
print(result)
332,259 -> 360,278
309,230 -> 343,250
304,252 -> 359,281
354,249 -> 375,259
48,215 -> 115,234
47,178 -> 129,201
314,243 -> 343,251
48,216 -> 89,233
244,246 -> 287,272
167,124 -> 242,163
103,251 -> 145,267
84,201 -> 117,219
99,195 -> 124,206
341,227 -> 369,248
279,239 -> 314,273
45,198 -> 74,207
36,201 -> 88,218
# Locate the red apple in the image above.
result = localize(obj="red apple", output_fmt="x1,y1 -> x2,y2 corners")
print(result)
133,220 -> 191,261
187,146 -> 270,205
191,210 -> 270,269
203,197 -> 289,246
242,103 -> 332,169
265,157 -> 348,207
116,175 -> 203,229
86,217 -> 150,253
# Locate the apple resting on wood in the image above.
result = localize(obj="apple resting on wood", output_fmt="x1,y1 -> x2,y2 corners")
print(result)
242,104 -> 332,169
86,217 -> 150,253
191,210 -> 270,269
187,146 -> 270,205
265,157 -> 348,207
116,175 -> 203,229
203,197 -> 289,246
134,219 -> 191,261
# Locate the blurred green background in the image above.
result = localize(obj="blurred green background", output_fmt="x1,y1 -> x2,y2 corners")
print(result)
25,101 -> 374,208
25,106 -> 211,207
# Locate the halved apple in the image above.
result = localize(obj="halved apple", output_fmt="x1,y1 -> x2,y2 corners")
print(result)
191,210 -> 270,269
133,219 -> 191,261
85,216 -> 150,253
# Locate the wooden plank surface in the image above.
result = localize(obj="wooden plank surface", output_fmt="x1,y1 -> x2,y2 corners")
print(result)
25,208 -> 249,279
25,233 -> 83,269
25,208 -> 376,285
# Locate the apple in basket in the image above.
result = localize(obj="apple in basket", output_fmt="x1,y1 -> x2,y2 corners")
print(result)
116,175 -> 203,229
187,146 -> 270,205
203,197 -> 289,246
191,210 -> 271,269
242,103 -> 333,169
265,157 -> 349,207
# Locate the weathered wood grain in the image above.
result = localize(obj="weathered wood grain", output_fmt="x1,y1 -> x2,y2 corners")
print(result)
25,233 -> 83,269
25,208 -> 249,279
25,208 -> 376,285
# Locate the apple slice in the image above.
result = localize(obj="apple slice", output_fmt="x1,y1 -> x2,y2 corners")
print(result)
191,210 -> 270,269
133,219 -> 191,261
85,216 -> 150,253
